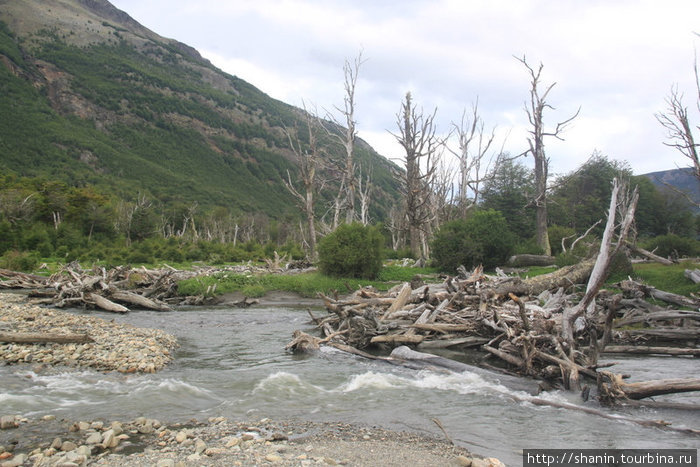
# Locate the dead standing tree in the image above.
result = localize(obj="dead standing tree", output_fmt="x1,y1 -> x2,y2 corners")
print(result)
517,56 -> 580,256
392,92 -> 441,263
655,54 -> 700,207
283,104 -> 322,261
448,99 -> 498,217
324,52 -> 365,226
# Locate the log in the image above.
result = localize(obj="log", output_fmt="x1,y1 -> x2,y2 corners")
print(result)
623,328 -> 700,340
0,331 -> 93,344
110,291 -> 172,311
487,258 -> 595,297
628,244 -> 675,265
381,283 -> 412,320
685,269 -> 700,284
85,293 -> 129,313
619,378 -> 700,400
602,345 -> 700,356
370,334 -> 424,345
417,337 -> 488,349
615,310 -> 700,327
619,279 -> 699,309
507,254 -> 556,267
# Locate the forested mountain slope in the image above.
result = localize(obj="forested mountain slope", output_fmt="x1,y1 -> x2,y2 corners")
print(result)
0,0 -> 401,219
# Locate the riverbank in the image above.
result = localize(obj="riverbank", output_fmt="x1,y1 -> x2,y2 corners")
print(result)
0,415 -> 503,466
0,293 -> 177,373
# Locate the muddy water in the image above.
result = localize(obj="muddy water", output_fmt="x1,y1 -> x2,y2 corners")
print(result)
1,304 -> 698,464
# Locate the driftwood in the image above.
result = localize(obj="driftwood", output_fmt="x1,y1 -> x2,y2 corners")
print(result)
628,243 -> 676,265
487,258 -> 595,297
602,345 -> 700,356
0,331 -> 93,344
685,269 -> 700,284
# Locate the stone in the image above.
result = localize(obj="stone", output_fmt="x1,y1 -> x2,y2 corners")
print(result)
110,421 -> 123,435
484,458 -> 506,467
225,437 -> 241,448
0,416 -> 17,430
50,438 -> 63,450
60,440 -> 78,452
456,455 -> 473,466
265,453 -> 283,463
86,432 -> 102,445
77,421 -> 90,431
0,453 -> 26,467
194,438 -> 207,455
175,430 -> 188,443
102,429 -> 119,448
156,459 -> 175,467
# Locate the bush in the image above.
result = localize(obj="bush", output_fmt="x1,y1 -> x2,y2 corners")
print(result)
431,209 -> 515,273
641,234 -> 700,259
318,223 -> 383,279
0,250 -> 39,272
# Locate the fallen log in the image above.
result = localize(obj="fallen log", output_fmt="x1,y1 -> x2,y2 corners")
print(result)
602,345 -> 700,356
110,290 -> 171,311
370,334 -> 424,345
623,328 -> 700,340
619,279 -> 699,309
685,268 -> 700,284
615,310 -> 700,327
416,336 -> 489,349
0,331 -> 93,344
612,375 -> 700,400
628,244 -> 675,265
487,258 -> 595,297
85,293 -> 129,313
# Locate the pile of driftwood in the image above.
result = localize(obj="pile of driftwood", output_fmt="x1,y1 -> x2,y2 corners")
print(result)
290,258 -> 700,406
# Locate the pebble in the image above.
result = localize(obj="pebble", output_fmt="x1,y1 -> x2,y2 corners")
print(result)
0,293 -> 178,374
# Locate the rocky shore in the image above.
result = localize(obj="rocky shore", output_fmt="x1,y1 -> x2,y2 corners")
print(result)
0,293 -> 177,373
0,415 -> 503,467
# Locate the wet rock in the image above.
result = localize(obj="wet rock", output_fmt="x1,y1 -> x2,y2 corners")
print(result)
0,416 -> 19,430
0,453 -> 26,467
174,430 -> 188,444
50,438 -> 62,450
85,432 -> 102,445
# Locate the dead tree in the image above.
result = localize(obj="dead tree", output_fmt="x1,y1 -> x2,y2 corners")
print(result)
655,56 -> 700,207
392,92 -> 442,262
325,52 -> 365,225
448,99 -> 498,217
561,178 -> 639,344
517,56 -> 580,256
283,104 -> 322,261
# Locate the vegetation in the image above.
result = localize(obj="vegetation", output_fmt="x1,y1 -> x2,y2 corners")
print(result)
318,223 -> 384,279
431,210 -> 515,272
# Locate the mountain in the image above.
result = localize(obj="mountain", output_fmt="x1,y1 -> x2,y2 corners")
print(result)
644,167 -> 700,212
0,0 -> 401,219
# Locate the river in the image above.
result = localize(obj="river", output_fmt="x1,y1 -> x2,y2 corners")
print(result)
1,303 -> 698,464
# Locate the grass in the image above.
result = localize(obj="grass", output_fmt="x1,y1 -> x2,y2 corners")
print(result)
176,266 -> 440,299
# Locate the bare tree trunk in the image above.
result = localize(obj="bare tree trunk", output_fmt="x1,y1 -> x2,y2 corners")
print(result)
517,56 -> 579,256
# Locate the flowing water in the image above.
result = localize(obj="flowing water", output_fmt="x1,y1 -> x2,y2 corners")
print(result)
1,303 -> 698,464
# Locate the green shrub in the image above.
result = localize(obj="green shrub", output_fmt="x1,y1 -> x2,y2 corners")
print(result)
548,225 -> 575,256
431,209 -> 515,273
318,223 -> 383,279
641,234 -> 700,258
0,250 -> 39,272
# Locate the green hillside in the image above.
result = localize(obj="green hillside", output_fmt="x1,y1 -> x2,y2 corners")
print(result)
0,0 -> 401,219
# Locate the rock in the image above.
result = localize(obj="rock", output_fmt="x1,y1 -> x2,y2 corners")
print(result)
76,445 -> 92,457
156,459 -> 175,467
86,432 -> 102,445
457,455 -> 473,466
0,453 -> 26,467
484,458 -> 506,467
194,438 -> 207,455
77,421 -> 90,431
50,438 -> 62,450
90,421 -> 103,430
110,421 -> 123,435
0,416 -> 17,430
174,430 -> 188,443
225,437 -> 241,448
266,453 -> 283,463
102,429 -> 119,448
60,440 -> 78,452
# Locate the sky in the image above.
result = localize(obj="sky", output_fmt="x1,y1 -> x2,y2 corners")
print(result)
109,0 -> 700,176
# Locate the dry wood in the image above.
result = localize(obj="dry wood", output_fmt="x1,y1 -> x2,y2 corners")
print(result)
628,243 -> 675,265
417,337 -> 488,349
110,290 -> 171,311
370,334 -> 424,345
685,268 -> 700,284
381,282 -> 412,319
85,293 -> 129,313
615,310 -> 700,327
0,331 -> 93,344
487,258 -> 595,297
602,345 -> 700,356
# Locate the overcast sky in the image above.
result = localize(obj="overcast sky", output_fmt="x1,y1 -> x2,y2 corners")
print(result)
109,0 -> 700,176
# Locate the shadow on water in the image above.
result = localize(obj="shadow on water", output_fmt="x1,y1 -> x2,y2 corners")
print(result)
1,304 -> 698,464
